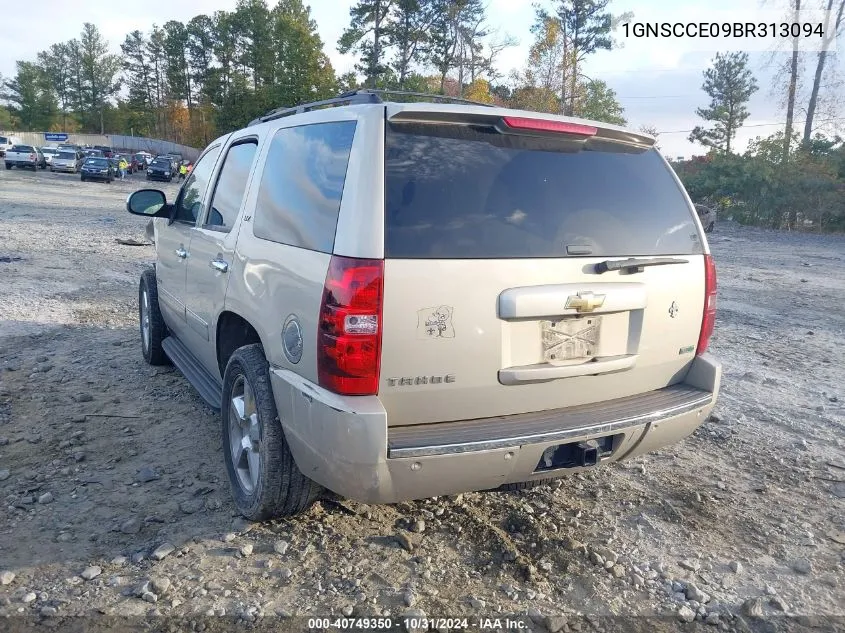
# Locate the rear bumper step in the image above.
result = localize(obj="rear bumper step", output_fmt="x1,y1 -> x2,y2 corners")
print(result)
387,384 -> 712,459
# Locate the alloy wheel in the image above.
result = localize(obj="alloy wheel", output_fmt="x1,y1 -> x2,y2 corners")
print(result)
229,375 -> 261,494
140,288 -> 151,352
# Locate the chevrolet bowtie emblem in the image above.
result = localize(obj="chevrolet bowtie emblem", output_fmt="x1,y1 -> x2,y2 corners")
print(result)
565,291 -> 606,313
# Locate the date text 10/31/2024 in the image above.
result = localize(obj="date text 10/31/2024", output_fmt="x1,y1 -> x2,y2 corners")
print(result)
307,617 -> 531,631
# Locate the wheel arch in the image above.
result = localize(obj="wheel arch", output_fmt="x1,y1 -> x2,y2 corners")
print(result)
216,311 -> 264,379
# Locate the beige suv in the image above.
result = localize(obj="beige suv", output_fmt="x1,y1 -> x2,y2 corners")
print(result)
126,90 -> 721,519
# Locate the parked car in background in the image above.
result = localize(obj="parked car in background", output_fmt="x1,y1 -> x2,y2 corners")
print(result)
4,145 -> 45,170
40,147 -> 60,166
0,134 -> 22,157
94,145 -> 114,158
84,149 -> 104,158
51,150 -> 84,173
125,91 -> 720,519
134,152 -> 152,169
695,204 -> 716,233
146,156 -> 174,182
155,154 -> 179,177
80,156 -> 114,183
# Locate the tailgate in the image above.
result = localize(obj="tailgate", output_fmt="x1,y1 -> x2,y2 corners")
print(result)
380,258 -> 705,425
377,113 -> 707,426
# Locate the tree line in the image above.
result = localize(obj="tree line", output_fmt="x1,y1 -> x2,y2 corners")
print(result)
5,0 -> 843,232
674,0 -> 845,232
0,0 -> 336,147
0,0 -> 633,147
337,0 -> 633,126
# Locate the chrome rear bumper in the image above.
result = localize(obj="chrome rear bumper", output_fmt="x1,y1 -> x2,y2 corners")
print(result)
270,353 -> 721,503
387,384 -> 711,459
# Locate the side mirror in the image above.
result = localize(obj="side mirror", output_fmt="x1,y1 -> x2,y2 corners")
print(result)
127,189 -> 170,218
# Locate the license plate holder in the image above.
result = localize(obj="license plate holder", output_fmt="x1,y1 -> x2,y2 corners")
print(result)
541,316 -> 601,363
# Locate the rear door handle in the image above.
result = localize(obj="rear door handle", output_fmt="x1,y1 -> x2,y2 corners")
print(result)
209,258 -> 229,273
175,247 -> 188,259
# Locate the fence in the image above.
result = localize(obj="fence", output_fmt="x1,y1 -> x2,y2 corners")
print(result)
1,131 -> 200,161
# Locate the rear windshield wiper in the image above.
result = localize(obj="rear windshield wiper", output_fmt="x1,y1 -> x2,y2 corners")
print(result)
595,257 -> 689,274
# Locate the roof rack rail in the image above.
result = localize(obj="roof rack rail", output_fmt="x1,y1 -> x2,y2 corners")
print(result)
248,91 -> 381,126
357,89 -> 496,108
248,88 -> 495,126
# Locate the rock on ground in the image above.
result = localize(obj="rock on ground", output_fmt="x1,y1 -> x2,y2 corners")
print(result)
80,566 -> 102,580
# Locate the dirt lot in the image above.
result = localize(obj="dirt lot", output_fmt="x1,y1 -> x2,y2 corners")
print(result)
0,165 -> 843,633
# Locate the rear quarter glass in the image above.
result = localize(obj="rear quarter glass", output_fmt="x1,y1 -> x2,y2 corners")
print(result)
384,121 -> 703,259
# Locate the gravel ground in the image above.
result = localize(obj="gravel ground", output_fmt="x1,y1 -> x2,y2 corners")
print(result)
0,165 -> 843,633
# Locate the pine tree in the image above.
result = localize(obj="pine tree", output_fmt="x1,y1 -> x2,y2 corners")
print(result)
555,0 -> 614,116
385,0 -> 432,87
3,61 -> 58,130
37,43 -> 74,130
186,15 -> 216,101
271,0 -> 337,107
428,0 -> 461,92
576,79 -> 625,125
77,23 -> 122,133
338,0 -> 395,87
233,0 -> 274,92
689,52 -> 758,154
804,0 -> 845,145
163,21 -> 193,110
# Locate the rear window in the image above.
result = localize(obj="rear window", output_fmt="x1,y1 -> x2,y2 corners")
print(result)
385,122 -> 703,259
58,152 -> 76,159
0,137 -> 7,144
12,145 -> 34,152
151,159 -> 169,167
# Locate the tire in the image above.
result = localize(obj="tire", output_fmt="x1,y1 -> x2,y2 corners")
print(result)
81,177 -> 86,182
222,344 -> 323,519
138,269 -> 169,366
4,164 -> 10,170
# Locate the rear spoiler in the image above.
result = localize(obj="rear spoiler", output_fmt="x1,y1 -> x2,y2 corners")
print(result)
386,105 -> 655,150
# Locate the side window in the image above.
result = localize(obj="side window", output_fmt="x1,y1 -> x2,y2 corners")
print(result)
253,121 -> 356,252
204,141 -> 258,231
173,144 -> 222,224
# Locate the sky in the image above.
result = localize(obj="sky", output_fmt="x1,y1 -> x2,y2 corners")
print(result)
3,0 -> 844,158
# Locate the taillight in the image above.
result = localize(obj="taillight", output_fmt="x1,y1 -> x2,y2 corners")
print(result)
317,256 -> 384,396
29,153 -> 36,160
696,255 -> 717,355
502,116 -> 597,136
